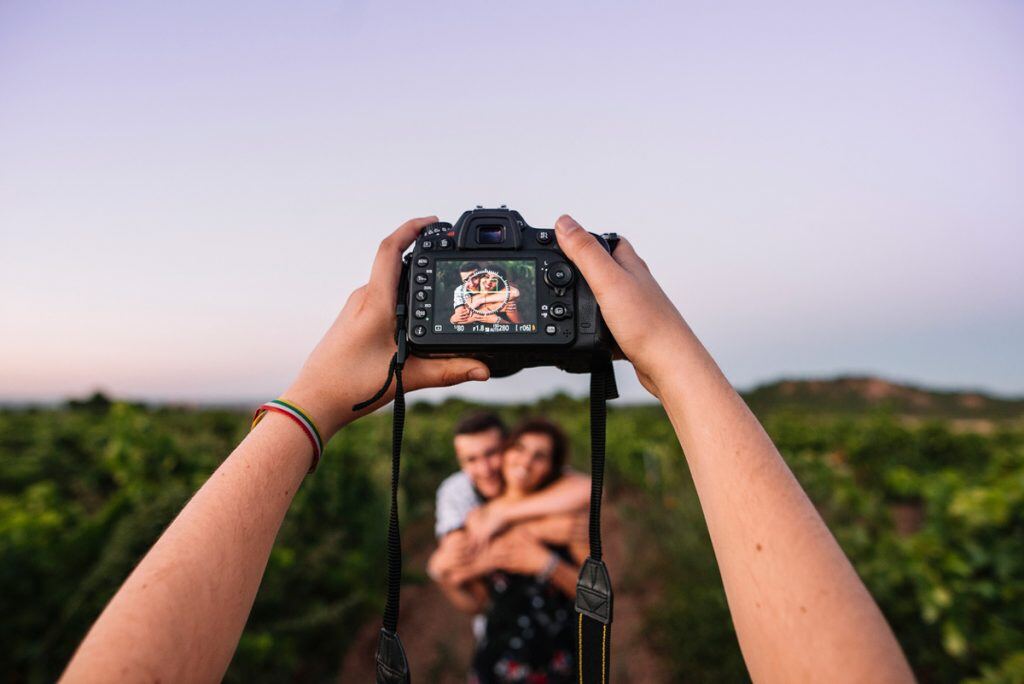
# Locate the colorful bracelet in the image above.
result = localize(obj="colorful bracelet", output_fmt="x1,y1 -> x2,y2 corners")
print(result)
251,398 -> 323,473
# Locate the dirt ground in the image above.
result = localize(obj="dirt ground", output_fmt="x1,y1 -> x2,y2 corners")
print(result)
338,502 -> 668,682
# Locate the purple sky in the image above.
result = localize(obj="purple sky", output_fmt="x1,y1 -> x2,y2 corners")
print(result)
2,0 -> 1022,403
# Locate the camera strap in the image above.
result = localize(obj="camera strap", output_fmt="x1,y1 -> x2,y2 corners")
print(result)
577,356 -> 617,684
352,257 -> 412,684
354,255 -> 618,683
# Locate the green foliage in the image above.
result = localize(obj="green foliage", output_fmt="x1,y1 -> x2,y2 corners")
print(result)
1,398 -> 1022,682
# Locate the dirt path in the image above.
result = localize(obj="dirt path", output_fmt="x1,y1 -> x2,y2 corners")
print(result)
338,502 -> 667,682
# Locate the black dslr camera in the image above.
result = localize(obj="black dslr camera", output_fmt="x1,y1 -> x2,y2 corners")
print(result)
402,206 -> 619,377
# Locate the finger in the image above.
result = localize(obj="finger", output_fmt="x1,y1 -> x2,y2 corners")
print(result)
554,214 -> 629,298
368,216 -> 439,294
609,236 -> 650,276
402,356 -> 490,391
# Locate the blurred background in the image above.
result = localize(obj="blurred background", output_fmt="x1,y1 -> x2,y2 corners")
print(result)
1,1 -> 1022,682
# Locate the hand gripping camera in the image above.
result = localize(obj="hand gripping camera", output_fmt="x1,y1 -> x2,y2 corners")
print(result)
361,207 -> 619,684
402,205 -> 619,376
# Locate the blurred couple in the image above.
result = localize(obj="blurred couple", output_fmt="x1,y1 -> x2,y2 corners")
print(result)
427,412 -> 590,683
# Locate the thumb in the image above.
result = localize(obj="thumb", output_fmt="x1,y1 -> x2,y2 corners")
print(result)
402,356 -> 490,391
554,214 -> 626,298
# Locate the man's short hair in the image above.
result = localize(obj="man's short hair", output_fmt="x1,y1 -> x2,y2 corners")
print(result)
459,261 -> 482,274
454,411 -> 507,438
505,417 -> 570,488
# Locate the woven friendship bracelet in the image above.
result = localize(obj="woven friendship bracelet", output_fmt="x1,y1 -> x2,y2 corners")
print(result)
251,399 -> 323,473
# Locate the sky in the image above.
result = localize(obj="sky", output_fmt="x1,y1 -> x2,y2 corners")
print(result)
1,0 -> 1022,404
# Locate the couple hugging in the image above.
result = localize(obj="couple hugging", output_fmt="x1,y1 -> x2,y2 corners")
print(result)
427,412 -> 591,683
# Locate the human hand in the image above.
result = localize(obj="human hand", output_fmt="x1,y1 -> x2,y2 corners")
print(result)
521,511 -> 589,549
428,531 -> 477,582
464,503 -> 510,546
484,527 -> 552,576
283,217 -> 490,440
554,214 -> 689,398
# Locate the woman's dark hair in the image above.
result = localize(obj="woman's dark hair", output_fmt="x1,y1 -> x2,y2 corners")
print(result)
504,417 -> 570,489
454,411 -> 507,438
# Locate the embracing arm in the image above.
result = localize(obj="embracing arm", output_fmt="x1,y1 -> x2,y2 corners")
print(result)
61,217 -> 490,683
465,471 -> 590,544
451,306 -> 471,324
504,471 -> 590,522
555,215 -> 914,684
473,287 -> 520,305
476,526 -> 582,600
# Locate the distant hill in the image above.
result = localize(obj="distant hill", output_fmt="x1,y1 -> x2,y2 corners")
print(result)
742,376 -> 1024,421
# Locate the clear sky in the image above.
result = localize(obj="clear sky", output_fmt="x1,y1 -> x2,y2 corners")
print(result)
1,0 -> 1022,403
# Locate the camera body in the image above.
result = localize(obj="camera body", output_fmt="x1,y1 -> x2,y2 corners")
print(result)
402,206 -> 618,377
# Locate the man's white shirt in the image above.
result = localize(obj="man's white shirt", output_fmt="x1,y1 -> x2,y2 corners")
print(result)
434,470 -> 487,640
434,470 -> 483,539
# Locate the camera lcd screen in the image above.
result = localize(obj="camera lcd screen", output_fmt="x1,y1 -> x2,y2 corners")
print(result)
433,259 -> 538,334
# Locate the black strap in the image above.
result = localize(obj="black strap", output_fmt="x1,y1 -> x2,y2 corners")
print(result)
353,258 -> 412,684
356,356 -> 410,684
576,357 -> 617,683
373,363 -> 409,683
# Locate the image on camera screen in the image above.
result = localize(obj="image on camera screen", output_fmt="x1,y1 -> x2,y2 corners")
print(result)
433,259 -> 538,334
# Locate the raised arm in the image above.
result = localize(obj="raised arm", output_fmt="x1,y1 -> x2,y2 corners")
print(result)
465,471 -> 590,544
554,215 -> 914,684
60,217 -> 490,684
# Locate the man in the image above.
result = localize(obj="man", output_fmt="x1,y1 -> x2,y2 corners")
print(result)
428,412 -> 590,621
451,261 -> 483,324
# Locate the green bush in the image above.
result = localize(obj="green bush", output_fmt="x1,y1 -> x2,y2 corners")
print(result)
1,401 -> 1021,682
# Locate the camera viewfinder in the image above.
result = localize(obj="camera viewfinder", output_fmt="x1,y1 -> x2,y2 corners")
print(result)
477,224 -> 505,244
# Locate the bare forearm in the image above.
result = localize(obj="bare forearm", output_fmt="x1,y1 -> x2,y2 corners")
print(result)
62,414 -> 311,683
654,325 -> 913,683
503,473 -> 589,525
60,215 -> 491,682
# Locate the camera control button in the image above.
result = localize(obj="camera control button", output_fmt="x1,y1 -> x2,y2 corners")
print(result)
545,262 -> 573,288
536,230 -> 553,245
550,302 -> 570,320
413,325 -> 426,337
416,256 -> 429,267
414,273 -> 429,284
545,324 -> 557,335
438,237 -> 452,249
414,309 -> 427,319
421,240 -> 434,250
414,290 -> 428,302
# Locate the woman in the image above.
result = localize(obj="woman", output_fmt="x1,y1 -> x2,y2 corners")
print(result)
445,419 -> 587,684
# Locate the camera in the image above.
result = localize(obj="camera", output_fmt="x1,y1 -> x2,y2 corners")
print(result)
402,206 -> 619,377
